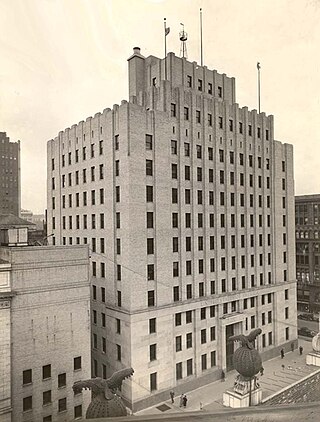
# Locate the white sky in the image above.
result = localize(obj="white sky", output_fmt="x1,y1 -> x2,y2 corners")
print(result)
1,0 -> 320,213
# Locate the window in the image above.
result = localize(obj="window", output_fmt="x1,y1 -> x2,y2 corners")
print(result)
229,119 -> 233,131
74,405 -> 82,419
184,142 -> 190,156
184,107 -> 189,120
187,75 -> 192,87
150,372 -> 157,391
201,329 -> 207,344
58,397 -> 67,412
176,362 -> 183,380
146,134 -> 152,150
186,260 -> 192,275
176,336 -> 182,352
74,356 -> 81,371
219,116 -> 223,129
147,238 -> 154,254
200,307 -> 206,320
148,290 -> 155,307
186,284 -> 192,299
43,390 -> 52,405
23,396 -> 32,412
42,365 -> 51,380
173,237 -> 179,253
172,188 -> 178,203
147,264 -> 154,281
150,344 -> 157,361
173,263 -> 179,278
196,110 -> 201,124
146,212 -> 154,229
201,354 -> 207,370
208,113 -> 212,126
187,358 -> 193,376
175,313 -> 182,326
146,186 -> 153,202
172,212 -> 179,228
58,373 -> 66,388
171,103 -> 176,117
23,369 -> 32,385
210,326 -> 216,341
173,286 -> 179,303
218,86 -> 222,97
149,318 -> 156,334
186,332 -> 193,349
196,145 -> 202,159
117,344 -> 121,361
172,163 -> 178,179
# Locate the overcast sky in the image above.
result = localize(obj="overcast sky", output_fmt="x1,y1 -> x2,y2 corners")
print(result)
1,0 -> 319,213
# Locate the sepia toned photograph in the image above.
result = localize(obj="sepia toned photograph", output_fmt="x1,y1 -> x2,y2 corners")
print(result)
1,1 -> 320,421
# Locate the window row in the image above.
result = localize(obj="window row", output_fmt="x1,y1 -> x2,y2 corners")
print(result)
61,165 -> 104,188
22,358 -> 82,386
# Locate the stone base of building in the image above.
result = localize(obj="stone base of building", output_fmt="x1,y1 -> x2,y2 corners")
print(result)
306,352 -> 320,366
223,388 -> 262,408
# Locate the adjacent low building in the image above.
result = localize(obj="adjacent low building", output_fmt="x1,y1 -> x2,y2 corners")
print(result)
0,214 -> 91,421
295,194 -> 320,313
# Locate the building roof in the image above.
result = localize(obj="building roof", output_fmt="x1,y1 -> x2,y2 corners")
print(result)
262,369 -> 320,405
0,213 -> 35,229
85,402 -> 320,422
295,194 -> 320,203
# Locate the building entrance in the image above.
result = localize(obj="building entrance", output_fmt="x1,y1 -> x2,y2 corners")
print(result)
226,324 -> 235,371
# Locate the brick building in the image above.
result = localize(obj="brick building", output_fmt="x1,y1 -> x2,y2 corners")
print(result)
295,194 -> 320,313
47,48 -> 297,411
0,132 -> 20,216
0,215 -> 91,421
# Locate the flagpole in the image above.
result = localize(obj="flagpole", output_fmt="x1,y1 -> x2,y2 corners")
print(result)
257,62 -> 261,114
200,8 -> 203,66
164,18 -> 167,80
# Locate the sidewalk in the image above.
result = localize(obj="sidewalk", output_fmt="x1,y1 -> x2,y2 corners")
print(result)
136,339 -> 317,416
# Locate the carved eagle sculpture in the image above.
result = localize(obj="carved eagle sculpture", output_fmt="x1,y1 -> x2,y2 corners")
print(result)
229,329 -> 262,379
229,328 -> 262,349
73,367 -> 134,419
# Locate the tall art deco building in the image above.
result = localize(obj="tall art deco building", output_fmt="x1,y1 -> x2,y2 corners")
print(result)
47,47 -> 297,411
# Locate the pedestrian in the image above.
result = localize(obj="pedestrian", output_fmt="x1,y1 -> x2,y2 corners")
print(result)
260,366 -> 264,376
183,394 -> 188,407
280,348 -> 285,359
169,390 -> 175,404
299,345 -> 303,355
221,370 -> 226,382
179,394 -> 184,407
291,342 -> 294,352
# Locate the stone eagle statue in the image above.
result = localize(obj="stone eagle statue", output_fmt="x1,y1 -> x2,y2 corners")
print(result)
229,328 -> 262,381
229,328 -> 262,349
73,367 -> 134,418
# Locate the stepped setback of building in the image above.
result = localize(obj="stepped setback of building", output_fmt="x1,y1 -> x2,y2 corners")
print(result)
47,48 -> 297,411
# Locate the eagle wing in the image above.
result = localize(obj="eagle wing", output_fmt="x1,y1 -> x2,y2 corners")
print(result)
107,367 -> 134,392
247,328 -> 262,343
229,334 -> 248,345
72,377 -> 107,395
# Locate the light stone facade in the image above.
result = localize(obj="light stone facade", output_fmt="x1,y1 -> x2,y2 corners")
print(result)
0,245 -> 90,421
47,48 -> 297,411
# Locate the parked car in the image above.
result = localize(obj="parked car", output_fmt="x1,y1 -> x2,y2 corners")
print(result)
298,326 -> 317,338
298,314 -> 319,321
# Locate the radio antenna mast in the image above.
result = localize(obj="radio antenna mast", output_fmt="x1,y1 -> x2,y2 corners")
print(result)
179,23 -> 188,59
